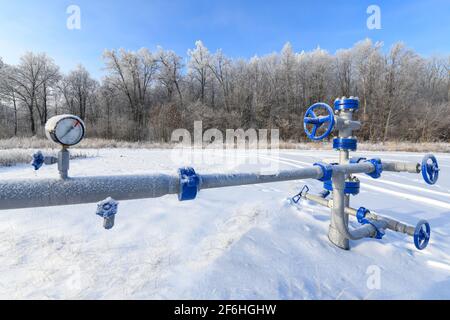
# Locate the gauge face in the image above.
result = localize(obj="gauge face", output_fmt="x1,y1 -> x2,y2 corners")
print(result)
45,115 -> 85,146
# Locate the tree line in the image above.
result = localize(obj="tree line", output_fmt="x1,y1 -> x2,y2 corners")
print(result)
0,39 -> 449,142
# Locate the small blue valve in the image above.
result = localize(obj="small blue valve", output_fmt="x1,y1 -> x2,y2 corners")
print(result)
31,151 -> 45,170
96,197 -> 119,230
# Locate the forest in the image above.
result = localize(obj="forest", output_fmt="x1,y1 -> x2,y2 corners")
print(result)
0,38 -> 448,143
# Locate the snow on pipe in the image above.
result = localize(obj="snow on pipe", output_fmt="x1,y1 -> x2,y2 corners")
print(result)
15,111 -> 437,252
300,187 -> 430,249
303,191 -> 414,236
0,159 -> 423,211
0,174 -> 180,210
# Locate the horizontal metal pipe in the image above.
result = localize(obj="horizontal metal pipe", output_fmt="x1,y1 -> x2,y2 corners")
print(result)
304,193 -> 414,236
382,161 -> 420,174
346,207 -> 415,236
331,163 -> 375,175
0,160 -> 415,211
0,175 -> 180,210
200,167 -> 323,189
201,162 -> 378,190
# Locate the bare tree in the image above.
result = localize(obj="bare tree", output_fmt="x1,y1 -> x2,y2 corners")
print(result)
4,53 -> 59,135
0,63 -> 20,135
0,40 -> 448,142
157,47 -> 184,106
103,48 -> 158,139
59,65 -> 97,120
188,40 -> 210,104
208,49 -> 232,112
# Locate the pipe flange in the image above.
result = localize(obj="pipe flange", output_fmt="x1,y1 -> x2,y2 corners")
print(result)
178,167 -> 200,201
333,138 -> 357,151
334,97 -> 359,111
313,162 -> 333,182
323,179 -> 360,195
356,207 -> 370,223
365,158 -> 383,179
356,207 -> 385,239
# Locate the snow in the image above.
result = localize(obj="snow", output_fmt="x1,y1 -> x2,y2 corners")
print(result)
0,148 -> 449,299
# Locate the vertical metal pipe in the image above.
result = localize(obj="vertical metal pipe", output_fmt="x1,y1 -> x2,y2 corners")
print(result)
328,172 -> 350,249
58,148 -> 70,180
340,149 -> 350,237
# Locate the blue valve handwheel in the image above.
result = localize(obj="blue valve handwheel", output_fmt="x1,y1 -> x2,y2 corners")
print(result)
421,154 -> 439,185
303,103 -> 335,141
414,220 -> 431,250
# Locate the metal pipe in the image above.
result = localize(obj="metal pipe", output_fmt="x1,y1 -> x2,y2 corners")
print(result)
0,174 -> 180,210
331,163 -> 375,175
0,160 -> 412,211
304,193 -> 414,236
58,148 -> 70,180
200,162 -> 377,190
382,161 -> 420,174
329,172 -> 379,243
199,167 -> 323,189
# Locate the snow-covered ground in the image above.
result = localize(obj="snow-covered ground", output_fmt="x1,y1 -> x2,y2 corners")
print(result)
0,148 -> 449,299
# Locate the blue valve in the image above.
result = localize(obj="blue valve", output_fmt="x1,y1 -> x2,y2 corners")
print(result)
96,197 -> 119,230
303,103 -> 335,141
421,154 -> 439,185
31,151 -> 45,170
414,220 -> 431,250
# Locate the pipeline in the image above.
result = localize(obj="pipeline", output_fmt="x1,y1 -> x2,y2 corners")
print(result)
0,160 -> 413,211
2,98 -> 438,252
302,192 -> 414,237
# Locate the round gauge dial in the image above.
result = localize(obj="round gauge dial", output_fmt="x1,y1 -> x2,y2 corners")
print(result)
45,115 -> 86,146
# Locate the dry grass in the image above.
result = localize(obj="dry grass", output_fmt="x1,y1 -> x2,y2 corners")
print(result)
279,141 -> 450,153
0,137 -> 176,150
0,137 -> 448,153
0,149 -> 90,167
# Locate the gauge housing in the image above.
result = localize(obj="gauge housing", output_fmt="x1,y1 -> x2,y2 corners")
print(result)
45,115 -> 86,146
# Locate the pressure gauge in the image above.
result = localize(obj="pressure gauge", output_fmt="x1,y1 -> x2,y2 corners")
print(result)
45,115 -> 86,146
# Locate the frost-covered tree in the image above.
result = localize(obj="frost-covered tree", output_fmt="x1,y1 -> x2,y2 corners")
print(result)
5,52 -> 59,135
0,40 -> 448,142
59,65 -> 97,120
103,48 -> 158,139
156,47 -> 184,105
188,40 -> 211,104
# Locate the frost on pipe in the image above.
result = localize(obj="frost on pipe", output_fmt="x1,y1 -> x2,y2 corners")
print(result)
0,174 -> 179,210
199,167 -> 323,190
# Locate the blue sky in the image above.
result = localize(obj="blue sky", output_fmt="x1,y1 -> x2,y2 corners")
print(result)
0,0 -> 449,78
